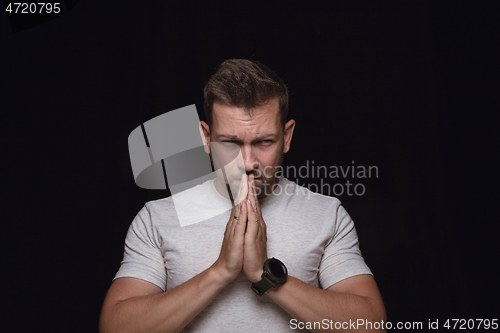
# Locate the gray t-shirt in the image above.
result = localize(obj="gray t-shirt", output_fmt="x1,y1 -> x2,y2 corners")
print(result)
114,177 -> 372,332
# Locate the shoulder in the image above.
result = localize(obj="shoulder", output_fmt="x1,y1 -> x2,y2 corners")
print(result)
140,179 -> 230,227
268,178 -> 348,231
147,178 -> 209,208
137,184 -> 201,228
144,195 -> 175,215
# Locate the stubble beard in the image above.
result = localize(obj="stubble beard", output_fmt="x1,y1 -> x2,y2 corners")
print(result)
252,150 -> 284,199
210,148 -> 284,201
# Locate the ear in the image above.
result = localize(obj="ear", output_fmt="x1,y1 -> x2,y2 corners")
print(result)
283,119 -> 295,153
199,121 -> 211,154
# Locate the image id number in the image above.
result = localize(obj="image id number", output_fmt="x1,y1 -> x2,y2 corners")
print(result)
5,3 -> 61,14
444,319 -> 498,330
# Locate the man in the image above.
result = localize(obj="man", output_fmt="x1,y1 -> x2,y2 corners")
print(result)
100,59 -> 386,332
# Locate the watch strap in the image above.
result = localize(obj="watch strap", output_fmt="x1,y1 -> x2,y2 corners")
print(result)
251,276 -> 276,296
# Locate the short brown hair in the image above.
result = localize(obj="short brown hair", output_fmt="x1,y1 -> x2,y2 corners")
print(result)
203,59 -> 289,127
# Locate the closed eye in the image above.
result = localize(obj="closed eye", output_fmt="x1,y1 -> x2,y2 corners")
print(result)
220,140 -> 240,149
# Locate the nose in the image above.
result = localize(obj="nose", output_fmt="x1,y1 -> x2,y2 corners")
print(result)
241,145 -> 259,175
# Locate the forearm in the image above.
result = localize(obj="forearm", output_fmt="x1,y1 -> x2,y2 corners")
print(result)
100,266 -> 228,333
266,276 -> 386,332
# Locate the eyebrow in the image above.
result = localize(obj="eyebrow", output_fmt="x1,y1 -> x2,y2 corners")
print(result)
218,134 -> 238,139
217,134 -> 277,141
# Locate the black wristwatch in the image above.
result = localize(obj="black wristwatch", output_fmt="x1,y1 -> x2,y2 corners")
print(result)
251,258 -> 288,296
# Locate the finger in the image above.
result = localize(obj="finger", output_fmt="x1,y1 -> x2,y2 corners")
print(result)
251,175 -> 264,224
235,203 -> 240,219
258,218 -> 267,238
230,203 -> 241,230
225,204 -> 236,232
247,175 -> 258,216
255,196 -> 265,225
234,200 -> 248,237
229,200 -> 241,235
246,199 -> 260,239
250,177 -> 266,237
234,174 -> 249,205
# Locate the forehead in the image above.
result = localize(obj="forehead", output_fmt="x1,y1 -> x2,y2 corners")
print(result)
211,99 -> 281,136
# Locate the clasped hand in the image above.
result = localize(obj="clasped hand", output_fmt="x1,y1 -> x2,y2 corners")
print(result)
213,174 -> 268,284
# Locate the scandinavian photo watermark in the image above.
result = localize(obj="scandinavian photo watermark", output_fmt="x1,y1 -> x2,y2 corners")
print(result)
255,160 -> 379,198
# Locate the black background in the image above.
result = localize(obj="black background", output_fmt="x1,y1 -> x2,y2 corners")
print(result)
2,1 -> 499,332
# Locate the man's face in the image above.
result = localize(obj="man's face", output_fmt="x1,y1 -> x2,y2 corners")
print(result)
200,98 -> 295,199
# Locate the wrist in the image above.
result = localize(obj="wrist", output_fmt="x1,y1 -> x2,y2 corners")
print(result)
250,258 -> 288,296
250,268 -> 264,283
209,263 -> 237,286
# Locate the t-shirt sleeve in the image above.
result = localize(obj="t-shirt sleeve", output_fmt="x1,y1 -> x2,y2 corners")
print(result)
113,203 -> 167,291
318,202 -> 372,290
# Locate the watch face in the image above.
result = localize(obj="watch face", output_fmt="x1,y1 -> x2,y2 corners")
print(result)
269,259 -> 286,278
